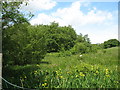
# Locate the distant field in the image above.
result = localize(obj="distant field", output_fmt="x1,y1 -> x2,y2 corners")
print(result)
3,47 -> 119,88
40,47 -> 118,71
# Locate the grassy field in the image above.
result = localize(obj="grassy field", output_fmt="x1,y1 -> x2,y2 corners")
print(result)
3,47 -> 119,88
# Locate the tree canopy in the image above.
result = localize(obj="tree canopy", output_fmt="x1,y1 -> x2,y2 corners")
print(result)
103,39 -> 119,49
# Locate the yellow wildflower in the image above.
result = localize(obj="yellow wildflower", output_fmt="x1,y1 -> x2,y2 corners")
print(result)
79,72 -> 85,77
105,69 -> 109,74
42,83 -> 47,87
76,75 -> 78,77
91,65 -> 94,70
96,70 -> 99,74
60,76 -> 63,79
106,69 -> 108,71
106,75 -> 110,77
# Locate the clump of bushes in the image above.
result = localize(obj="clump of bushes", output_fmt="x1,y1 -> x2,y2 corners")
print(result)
3,23 -> 47,66
70,43 -> 89,54
103,39 -> 120,49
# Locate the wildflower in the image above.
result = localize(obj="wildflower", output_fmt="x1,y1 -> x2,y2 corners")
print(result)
79,72 -> 85,77
34,71 -> 37,73
106,69 -> 108,71
91,65 -> 94,70
105,69 -> 109,74
106,75 -> 110,77
42,83 -> 47,87
60,76 -> 63,79
96,70 -> 99,74
76,75 -> 79,77
36,64 -> 40,67
79,55 -> 82,57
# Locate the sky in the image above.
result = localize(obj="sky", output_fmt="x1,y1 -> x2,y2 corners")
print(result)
20,0 -> 118,44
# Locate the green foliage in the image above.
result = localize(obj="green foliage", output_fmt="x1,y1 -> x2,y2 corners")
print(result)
3,23 -> 47,66
89,44 -> 103,53
2,1 -> 32,29
70,42 -> 90,54
69,33 -> 92,54
103,39 -> 119,49
35,22 -> 77,52
76,33 -> 91,44
3,47 -> 119,88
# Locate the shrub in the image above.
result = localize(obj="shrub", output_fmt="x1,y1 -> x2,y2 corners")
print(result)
103,39 -> 119,49
70,43 -> 89,54
2,23 -> 47,66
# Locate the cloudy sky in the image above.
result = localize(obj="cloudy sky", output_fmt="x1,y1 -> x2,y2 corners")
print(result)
20,0 -> 118,44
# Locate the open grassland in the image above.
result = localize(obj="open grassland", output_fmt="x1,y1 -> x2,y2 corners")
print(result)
3,47 -> 119,88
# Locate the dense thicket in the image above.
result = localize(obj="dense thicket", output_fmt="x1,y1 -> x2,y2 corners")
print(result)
2,1 -> 44,66
3,20 -> 91,66
39,22 -> 77,52
103,39 -> 119,49
3,23 -> 47,66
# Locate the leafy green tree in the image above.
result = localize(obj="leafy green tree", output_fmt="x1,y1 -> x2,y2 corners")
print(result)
2,1 -> 33,29
3,23 -> 47,66
2,2 -> 46,66
36,22 -> 77,52
103,39 -> 119,49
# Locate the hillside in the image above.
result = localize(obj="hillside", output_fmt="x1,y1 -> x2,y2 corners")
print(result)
3,47 -> 119,88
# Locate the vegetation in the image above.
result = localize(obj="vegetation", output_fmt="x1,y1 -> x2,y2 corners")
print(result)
2,1 -> 119,89
3,47 -> 119,88
103,39 -> 119,49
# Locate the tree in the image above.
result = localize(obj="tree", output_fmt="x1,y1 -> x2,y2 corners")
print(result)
36,22 -> 77,52
3,23 -> 47,66
2,1 -> 33,29
103,39 -> 119,49
2,2 -> 46,66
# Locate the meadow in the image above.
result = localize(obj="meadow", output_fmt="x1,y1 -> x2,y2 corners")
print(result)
3,47 -> 119,88
2,2 -> 120,89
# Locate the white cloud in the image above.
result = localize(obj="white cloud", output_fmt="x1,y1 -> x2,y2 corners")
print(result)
30,1 -> 113,26
20,0 -> 56,12
29,1 -> 118,43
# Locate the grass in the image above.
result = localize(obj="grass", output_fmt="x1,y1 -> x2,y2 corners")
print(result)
40,47 -> 118,72
3,47 -> 119,88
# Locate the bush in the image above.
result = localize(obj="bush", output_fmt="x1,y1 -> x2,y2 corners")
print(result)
43,22 -> 77,52
103,39 -> 119,49
2,23 -> 47,66
70,43 -> 89,54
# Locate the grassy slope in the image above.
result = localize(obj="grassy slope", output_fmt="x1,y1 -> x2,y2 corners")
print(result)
3,47 -> 119,88
39,47 -> 118,72
4,47 -> 118,75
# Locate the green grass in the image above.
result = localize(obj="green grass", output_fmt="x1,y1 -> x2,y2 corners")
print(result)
40,47 -> 118,71
3,47 -> 119,88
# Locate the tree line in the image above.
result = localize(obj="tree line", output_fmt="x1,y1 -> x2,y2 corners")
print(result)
2,1 -> 120,66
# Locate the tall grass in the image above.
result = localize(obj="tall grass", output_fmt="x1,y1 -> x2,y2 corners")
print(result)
3,47 -> 119,88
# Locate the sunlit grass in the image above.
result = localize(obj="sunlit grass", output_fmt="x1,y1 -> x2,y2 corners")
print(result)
3,47 -> 119,88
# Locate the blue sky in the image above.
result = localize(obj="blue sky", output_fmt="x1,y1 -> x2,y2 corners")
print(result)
21,0 -> 118,44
